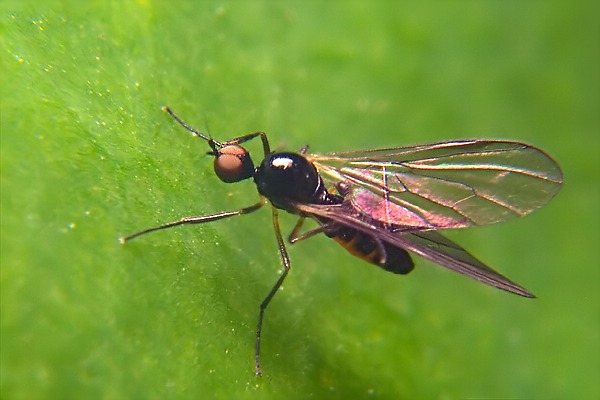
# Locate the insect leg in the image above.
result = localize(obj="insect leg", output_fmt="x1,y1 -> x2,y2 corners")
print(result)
288,220 -> 337,244
163,106 -> 271,156
288,217 -> 306,242
373,236 -> 388,265
255,207 -> 291,377
120,199 -> 266,242
224,132 -> 271,156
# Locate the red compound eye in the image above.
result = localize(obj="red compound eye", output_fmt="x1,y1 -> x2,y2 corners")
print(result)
214,145 -> 255,183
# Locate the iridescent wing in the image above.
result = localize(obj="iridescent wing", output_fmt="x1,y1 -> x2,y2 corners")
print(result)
293,201 -> 534,297
309,140 -> 562,229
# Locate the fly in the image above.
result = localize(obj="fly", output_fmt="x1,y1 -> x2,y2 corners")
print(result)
122,106 -> 563,376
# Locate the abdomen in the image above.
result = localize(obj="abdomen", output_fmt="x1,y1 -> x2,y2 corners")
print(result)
325,225 -> 414,274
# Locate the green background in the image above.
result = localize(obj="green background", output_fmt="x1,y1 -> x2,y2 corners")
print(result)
2,1 -> 598,399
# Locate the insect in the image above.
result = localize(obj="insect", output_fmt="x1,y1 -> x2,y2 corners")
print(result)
122,106 -> 563,376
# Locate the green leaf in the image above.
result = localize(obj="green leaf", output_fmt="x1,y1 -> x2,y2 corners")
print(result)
2,1 -> 598,399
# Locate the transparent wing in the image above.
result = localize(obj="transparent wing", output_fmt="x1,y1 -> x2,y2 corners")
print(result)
294,202 -> 534,297
309,140 -> 562,229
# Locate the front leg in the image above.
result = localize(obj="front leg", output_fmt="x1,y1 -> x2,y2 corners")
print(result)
121,199 -> 266,242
